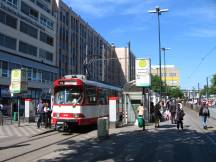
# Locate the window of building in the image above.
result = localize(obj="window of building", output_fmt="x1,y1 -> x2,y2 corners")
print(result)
40,31 -> 53,46
20,21 -> 38,38
21,1 -> 39,21
0,10 -> 17,29
36,0 -> 50,13
37,70 -> 42,82
0,33 -> 16,50
27,68 -> 33,80
39,49 -> 53,61
169,73 -> 176,77
19,41 -> 37,57
43,0 -> 51,3
42,70 -> 50,83
2,61 -> 9,77
32,68 -> 37,81
40,15 -> 54,30
0,60 -> 2,77
2,0 -> 18,8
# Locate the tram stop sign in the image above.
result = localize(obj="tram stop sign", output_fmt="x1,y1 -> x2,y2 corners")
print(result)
135,58 -> 151,87
10,69 -> 28,94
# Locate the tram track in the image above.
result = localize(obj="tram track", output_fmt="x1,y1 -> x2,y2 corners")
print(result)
0,131 -> 82,162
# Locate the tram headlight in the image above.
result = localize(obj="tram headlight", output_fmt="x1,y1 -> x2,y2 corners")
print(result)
74,113 -> 79,118
56,113 -> 60,118
74,113 -> 85,118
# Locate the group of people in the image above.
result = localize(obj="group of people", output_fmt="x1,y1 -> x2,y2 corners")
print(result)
138,99 -> 211,131
37,100 -> 52,129
138,100 -> 185,130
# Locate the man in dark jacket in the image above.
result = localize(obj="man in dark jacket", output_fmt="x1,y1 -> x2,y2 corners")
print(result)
199,102 -> 210,129
169,100 -> 176,124
37,100 -> 44,128
176,103 -> 185,130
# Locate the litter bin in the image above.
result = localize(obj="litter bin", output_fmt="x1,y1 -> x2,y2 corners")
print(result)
138,116 -> 144,128
97,117 -> 109,139
13,112 -> 18,121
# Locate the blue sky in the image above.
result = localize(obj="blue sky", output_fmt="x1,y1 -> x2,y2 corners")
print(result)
64,0 -> 216,90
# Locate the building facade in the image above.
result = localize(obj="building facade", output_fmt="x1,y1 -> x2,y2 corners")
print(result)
55,0 -> 123,86
0,0 -> 58,105
115,44 -> 136,86
151,65 -> 180,87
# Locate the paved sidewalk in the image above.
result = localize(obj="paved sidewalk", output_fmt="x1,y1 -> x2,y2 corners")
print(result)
35,107 -> 216,162
0,121 -> 51,139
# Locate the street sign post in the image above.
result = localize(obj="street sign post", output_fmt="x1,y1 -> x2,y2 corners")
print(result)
10,69 -> 28,127
135,58 -> 151,87
135,58 -> 151,128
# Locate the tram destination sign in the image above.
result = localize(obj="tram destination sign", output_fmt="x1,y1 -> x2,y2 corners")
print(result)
135,58 -> 151,87
59,80 -> 77,85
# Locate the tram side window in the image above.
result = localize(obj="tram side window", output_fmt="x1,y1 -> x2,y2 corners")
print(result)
86,86 -> 97,104
98,89 -> 107,105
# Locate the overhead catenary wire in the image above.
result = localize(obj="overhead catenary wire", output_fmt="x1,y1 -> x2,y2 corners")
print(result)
187,45 -> 216,79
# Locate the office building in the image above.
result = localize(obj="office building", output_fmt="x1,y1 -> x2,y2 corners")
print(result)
151,65 -> 180,87
55,0 -> 125,86
114,45 -> 136,86
0,0 -> 58,105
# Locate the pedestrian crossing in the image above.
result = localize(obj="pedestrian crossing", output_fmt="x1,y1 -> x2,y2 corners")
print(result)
0,123 -> 50,138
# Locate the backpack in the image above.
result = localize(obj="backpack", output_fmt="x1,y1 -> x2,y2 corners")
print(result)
202,107 -> 208,115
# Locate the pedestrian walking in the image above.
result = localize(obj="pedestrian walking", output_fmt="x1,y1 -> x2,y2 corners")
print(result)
44,102 -> 52,128
154,102 -> 162,128
137,103 -> 145,130
169,100 -> 177,124
37,100 -> 44,128
175,103 -> 185,130
199,102 -> 210,129
150,101 -> 155,122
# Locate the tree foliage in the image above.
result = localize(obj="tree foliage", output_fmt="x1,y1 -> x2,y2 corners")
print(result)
151,75 -> 184,98
151,75 -> 165,93
167,87 -> 184,98
201,74 -> 216,97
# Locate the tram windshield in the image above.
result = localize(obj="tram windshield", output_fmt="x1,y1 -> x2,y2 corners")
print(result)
54,87 -> 83,104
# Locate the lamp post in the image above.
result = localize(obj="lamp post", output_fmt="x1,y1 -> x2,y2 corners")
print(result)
161,47 -> 170,96
148,6 -> 168,98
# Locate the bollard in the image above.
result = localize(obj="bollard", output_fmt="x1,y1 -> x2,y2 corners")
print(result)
0,111 -> 3,125
97,117 -> 109,139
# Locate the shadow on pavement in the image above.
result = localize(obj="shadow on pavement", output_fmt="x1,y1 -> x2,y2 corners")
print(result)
37,125 -> 216,162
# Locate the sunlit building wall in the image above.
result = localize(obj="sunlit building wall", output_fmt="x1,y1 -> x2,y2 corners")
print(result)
151,65 -> 180,87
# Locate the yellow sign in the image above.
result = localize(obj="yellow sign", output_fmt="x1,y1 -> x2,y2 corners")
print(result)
11,69 -> 21,82
136,58 -> 151,87
139,60 -> 147,68
10,69 -> 28,94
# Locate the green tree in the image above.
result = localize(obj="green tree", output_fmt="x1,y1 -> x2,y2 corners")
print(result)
151,75 -> 165,93
210,74 -> 216,94
167,87 -> 184,99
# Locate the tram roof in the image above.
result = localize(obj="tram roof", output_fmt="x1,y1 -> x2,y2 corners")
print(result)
86,80 -> 122,91
63,74 -> 122,91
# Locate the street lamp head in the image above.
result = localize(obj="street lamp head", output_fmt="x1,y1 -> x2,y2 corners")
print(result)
148,7 -> 168,14
161,47 -> 171,51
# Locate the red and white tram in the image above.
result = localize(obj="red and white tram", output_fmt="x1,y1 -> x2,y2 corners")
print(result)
52,75 -> 122,129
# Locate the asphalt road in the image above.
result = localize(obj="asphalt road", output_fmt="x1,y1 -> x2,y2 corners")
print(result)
1,106 -> 216,162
